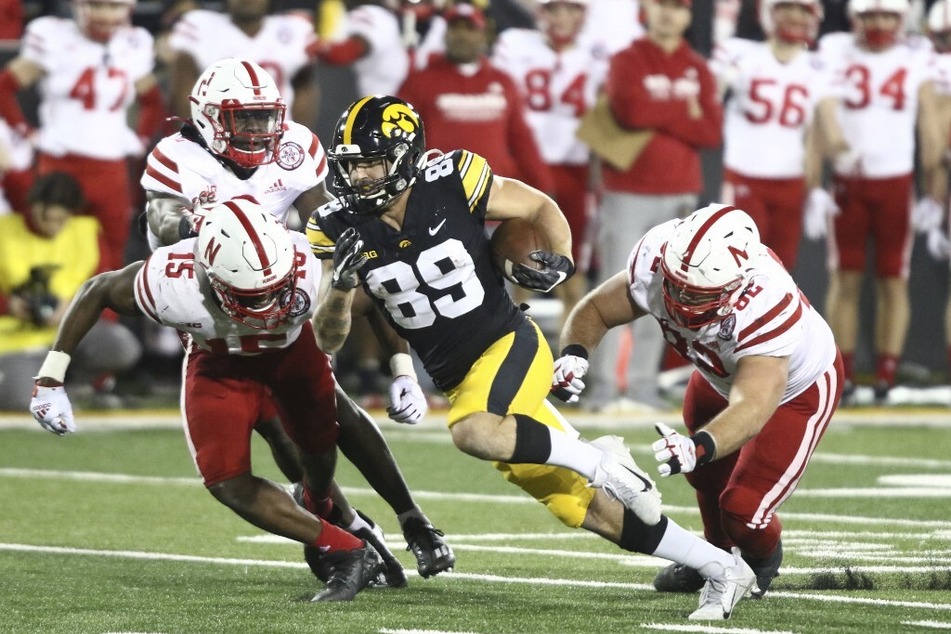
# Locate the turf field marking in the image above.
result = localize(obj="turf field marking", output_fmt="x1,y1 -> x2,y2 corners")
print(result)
642,625 -> 798,634
4,542 -> 951,611
380,629 -> 478,634
901,621 -> 951,629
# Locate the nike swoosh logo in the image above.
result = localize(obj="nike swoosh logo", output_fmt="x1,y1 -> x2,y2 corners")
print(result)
429,219 -> 447,236
623,465 -> 654,491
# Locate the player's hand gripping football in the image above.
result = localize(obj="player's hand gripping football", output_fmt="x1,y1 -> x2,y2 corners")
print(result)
511,252 -> 575,293
331,227 -> 368,290
387,375 -> 428,424
30,382 -> 76,435
551,353 -> 588,403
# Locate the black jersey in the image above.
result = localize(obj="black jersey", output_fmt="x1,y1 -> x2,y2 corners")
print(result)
307,149 -> 525,391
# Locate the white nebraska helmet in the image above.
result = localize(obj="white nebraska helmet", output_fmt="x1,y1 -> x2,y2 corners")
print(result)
189,58 -> 286,169
848,0 -> 909,49
759,0 -> 823,45
197,197 -> 298,329
660,204 -> 761,329
928,0 -> 951,51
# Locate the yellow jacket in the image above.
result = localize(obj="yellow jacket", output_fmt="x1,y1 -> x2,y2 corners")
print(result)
0,214 -> 101,353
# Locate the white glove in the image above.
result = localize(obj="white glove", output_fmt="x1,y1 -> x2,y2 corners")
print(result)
803,188 -> 839,240
911,197 -> 945,233
30,383 -> 76,435
387,375 -> 427,424
927,226 -> 951,260
652,422 -> 698,476
551,354 -> 589,404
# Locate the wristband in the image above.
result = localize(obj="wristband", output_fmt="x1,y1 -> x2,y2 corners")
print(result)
692,430 -> 717,466
389,352 -> 417,380
36,350 -> 71,383
560,344 -> 589,360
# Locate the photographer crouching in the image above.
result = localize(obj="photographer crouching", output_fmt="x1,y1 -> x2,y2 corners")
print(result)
0,172 -> 141,410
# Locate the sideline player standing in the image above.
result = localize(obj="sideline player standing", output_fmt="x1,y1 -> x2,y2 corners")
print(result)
308,95 -> 757,621
30,200 -> 383,602
0,0 -> 165,272
555,203 -> 843,598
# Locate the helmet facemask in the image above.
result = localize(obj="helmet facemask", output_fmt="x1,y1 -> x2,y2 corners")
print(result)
661,254 -> 747,329
762,0 -> 822,45
201,100 -> 285,169
331,141 -> 419,214
74,0 -> 134,41
206,265 -> 298,330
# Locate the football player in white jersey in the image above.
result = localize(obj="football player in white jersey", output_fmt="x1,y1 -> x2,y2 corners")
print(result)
167,0 -> 319,126
143,59 -> 455,582
29,200 -> 384,602
555,204 -> 843,599
493,0 -> 609,324
711,0 -> 848,270
817,0 -> 943,403
0,0 -> 164,273
923,0 -> 951,387
310,0 -> 410,97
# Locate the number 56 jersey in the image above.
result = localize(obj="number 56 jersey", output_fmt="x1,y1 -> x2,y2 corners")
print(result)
307,150 -> 524,391
132,233 -> 322,355
628,220 -> 837,403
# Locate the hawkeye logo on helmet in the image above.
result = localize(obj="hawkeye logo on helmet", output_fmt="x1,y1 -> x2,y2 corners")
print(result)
380,103 -> 419,139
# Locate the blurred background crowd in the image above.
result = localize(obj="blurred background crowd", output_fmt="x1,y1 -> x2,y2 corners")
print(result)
1,0 -> 950,412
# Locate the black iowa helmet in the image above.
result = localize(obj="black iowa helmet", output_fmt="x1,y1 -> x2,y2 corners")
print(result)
328,95 -> 427,214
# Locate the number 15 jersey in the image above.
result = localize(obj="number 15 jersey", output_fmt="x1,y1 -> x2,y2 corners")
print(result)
307,150 -> 523,390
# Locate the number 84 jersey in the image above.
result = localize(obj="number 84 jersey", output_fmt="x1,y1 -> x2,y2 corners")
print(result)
629,220 -> 837,404
132,234 -> 323,355
307,150 -> 523,391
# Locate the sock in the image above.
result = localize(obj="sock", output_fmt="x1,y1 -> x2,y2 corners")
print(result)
313,517 -> 364,553
652,517 -> 734,574
302,485 -> 334,520
509,414 -> 603,481
345,510 -> 374,534
397,507 -> 427,528
841,352 -> 855,383
618,507 -> 668,553
876,353 -> 899,387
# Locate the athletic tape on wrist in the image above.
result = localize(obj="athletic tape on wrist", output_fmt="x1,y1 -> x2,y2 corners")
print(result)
560,344 -> 589,360
389,353 -> 417,380
36,350 -> 71,383
692,431 -> 717,466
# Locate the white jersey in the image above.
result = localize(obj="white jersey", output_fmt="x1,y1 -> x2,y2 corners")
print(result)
819,32 -> 936,178
20,17 -> 154,160
168,10 -> 316,112
334,4 -> 408,96
133,233 -> 322,355
492,29 -> 609,165
712,38 -> 835,179
931,50 -> 951,96
140,121 -> 328,250
628,220 -> 837,403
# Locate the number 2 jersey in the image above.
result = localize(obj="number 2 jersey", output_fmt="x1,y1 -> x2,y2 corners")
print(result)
629,220 -> 837,403
132,233 -> 322,355
306,150 -> 523,390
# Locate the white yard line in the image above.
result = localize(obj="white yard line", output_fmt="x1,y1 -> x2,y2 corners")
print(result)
901,622 -> 951,630
642,625 -> 799,634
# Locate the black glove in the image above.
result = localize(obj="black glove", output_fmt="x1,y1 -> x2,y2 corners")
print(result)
511,251 -> 575,293
331,227 -> 368,290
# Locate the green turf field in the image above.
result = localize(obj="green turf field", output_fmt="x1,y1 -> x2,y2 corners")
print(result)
1,413 -> 950,634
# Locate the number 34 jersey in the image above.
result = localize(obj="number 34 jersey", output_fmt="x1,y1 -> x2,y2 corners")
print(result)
629,220 -> 837,404
132,233 -> 323,355
307,150 -> 523,390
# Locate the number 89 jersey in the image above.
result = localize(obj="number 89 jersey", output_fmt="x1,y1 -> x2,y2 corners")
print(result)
307,150 -> 524,391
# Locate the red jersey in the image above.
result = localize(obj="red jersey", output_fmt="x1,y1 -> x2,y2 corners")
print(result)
604,38 -> 722,195
398,54 -> 553,193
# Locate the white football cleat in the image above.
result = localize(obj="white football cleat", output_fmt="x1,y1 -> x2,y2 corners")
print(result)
689,550 -> 756,620
589,435 -> 662,525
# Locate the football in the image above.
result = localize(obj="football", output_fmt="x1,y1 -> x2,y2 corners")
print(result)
490,218 -> 550,284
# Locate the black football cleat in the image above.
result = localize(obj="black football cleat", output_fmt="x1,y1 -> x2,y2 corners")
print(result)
309,544 -> 383,602
402,517 -> 455,578
653,563 -> 706,593
350,509 -> 407,588
744,539 -> 783,599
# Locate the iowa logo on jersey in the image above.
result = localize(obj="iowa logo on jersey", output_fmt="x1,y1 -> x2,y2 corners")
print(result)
381,103 -> 419,139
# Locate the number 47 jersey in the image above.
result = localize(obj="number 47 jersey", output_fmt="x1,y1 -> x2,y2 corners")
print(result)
132,233 -> 323,355
629,220 -> 837,404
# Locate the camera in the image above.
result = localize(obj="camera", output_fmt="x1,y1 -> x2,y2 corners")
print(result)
12,265 -> 60,326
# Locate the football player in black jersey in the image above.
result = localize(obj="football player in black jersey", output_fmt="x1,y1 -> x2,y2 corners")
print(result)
308,95 -> 757,620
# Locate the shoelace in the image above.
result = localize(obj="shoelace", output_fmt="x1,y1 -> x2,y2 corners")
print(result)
405,525 -> 445,552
